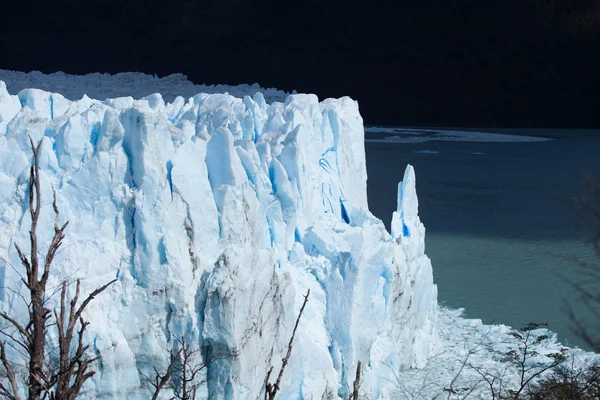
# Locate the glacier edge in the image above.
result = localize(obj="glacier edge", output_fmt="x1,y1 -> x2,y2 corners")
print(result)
0,81 -> 440,399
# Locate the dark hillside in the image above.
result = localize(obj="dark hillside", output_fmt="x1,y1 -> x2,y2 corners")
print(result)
1,0 -> 599,127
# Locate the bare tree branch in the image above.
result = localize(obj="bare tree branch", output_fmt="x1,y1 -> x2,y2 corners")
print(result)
467,323 -> 566,399
147,348 -> 182,400
0,311 -> 32,347
265,289 -> 310,400
351,360 -> 362,400
0,341 -> 21,400
51,279 -> 115,400
0,328 -> 30,356
146,333 -> 218,400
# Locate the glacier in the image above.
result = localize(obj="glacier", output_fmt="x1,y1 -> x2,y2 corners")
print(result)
0,75 -> 440,399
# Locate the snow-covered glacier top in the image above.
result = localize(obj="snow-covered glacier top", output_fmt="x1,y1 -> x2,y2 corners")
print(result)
0,69 -> 291,104
0,75 -> 439,399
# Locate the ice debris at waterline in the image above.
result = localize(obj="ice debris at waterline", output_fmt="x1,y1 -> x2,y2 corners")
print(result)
0,80 -> 439,399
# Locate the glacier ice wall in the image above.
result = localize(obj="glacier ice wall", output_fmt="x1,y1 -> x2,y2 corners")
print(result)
0,80 -> 439,399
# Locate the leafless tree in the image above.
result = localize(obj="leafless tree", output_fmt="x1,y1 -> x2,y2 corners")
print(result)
264,289 -> 310,400
442,339 -> 485,400
49,279 -> 116,400
386,332 -> 484,400
169,336 -> 207,400
527,354 -> 600,399
469,322 -> 567,400
147,334 -> 228,400
0,137 -> 116,400
148,352 -> 179,400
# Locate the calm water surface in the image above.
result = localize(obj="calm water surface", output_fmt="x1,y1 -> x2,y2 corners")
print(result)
365,128 -> 600,350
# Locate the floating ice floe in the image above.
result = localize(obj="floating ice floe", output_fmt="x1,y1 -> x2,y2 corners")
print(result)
365,127 -> 552,143
414,150 -> 440,154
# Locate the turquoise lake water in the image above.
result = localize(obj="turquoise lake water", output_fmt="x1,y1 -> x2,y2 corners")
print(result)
365,128 -> 600,350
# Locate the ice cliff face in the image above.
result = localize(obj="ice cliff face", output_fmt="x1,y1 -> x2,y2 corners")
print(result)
0,80 -> 439,399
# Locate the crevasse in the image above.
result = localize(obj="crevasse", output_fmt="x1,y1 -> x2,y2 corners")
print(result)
0,80 -> 440,399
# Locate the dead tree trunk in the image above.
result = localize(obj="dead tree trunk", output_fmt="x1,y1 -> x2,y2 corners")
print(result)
350,361 -> 361,400
265,289 -> 310,400
0,137 -> 115,399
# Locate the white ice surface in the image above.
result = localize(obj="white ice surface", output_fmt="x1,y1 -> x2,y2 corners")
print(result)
0,73 -> 440,399
365,127 -> 552,143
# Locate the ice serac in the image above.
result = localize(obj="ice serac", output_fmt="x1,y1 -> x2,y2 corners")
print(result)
0,80 -> 440,399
